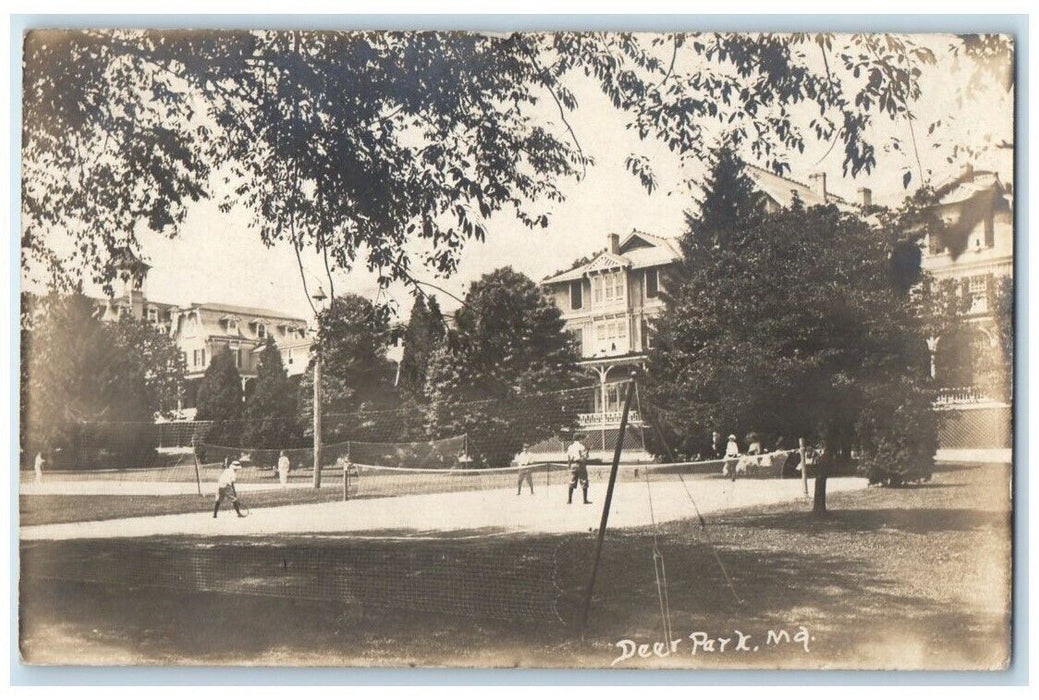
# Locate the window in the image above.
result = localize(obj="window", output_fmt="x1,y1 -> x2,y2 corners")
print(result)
968,275 -> 988,313
592,271 -> 626,307
146,307 -> 158,323
593,318 -> 629,354
645,269 -> 659,299
569,280 -> 583,310
642,318 -> 653,350
226,318 -> 238,333
257,323 -> 266,340
568,328 -> 583,356
927,233 -> 945,256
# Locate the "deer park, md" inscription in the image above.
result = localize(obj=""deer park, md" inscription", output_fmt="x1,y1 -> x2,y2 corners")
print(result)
610,627 -> 814,666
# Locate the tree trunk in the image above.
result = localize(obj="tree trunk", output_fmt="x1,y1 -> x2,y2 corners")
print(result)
813,461 -> 828,514
813,474 -> 827,514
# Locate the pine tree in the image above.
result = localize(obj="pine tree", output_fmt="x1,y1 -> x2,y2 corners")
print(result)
688,146 -> 763,251
398,295 -> 446,399
240,340 -> 300,448
195,348 -> 243,446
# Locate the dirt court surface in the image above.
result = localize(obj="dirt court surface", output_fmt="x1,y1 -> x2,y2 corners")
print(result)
20,475 -> 868,540
18,463 -> 1012,669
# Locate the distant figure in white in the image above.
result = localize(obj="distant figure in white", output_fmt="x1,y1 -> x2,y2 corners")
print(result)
722,434 -> 740,480
515,442 -> 535,496
33,451 -> 45,484
213,459 -> 245,518
277,450 -> 290,487
566,433 -> 591,505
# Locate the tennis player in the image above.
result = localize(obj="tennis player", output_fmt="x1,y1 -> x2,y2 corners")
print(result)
515,443 -> 535,495
277,450 -> 290,486
213,459 -> 245,518
566,433 -> 591,505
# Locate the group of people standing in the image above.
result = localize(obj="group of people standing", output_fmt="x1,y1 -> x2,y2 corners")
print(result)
512,432 -> 593,504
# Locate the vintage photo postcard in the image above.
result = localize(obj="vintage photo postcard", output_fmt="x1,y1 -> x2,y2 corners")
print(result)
18,27 -> 1014,670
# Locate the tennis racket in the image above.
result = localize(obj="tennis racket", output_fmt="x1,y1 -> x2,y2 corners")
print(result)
231,496 -> 251,517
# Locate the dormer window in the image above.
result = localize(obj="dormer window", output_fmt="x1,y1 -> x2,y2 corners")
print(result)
569,280 -> 583,310
645,269 -> 659,299
226,318 -> 238,333
257,323 -> 267,340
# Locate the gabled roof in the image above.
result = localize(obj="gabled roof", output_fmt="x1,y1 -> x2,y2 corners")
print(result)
582,251 -> 630,273
542,230 -> 682,285
745,164 -> 852,210
110,246 -> 151,271
932,168 -> 1007,206
186,302 -> 307,322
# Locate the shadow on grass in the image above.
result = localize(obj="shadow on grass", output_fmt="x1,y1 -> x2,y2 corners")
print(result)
731,507 -> 1009,536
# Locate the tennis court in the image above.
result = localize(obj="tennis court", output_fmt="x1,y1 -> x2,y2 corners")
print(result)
20,473 -> 869,541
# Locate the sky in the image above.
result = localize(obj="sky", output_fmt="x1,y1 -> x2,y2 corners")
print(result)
48,32 -> 1015,324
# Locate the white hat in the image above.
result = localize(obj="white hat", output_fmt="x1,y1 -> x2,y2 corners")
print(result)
728,434 -> 737,441
231,460 -> 242,469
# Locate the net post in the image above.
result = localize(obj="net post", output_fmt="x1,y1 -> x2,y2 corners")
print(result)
580,371 -> 637,635
342,460 -> 350,502
192,445 -> 203,497
799,437 -> 808,497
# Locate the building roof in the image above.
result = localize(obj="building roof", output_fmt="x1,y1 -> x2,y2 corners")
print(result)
110,246 -> 151,271
184,302 -> 308,323
932,168 -> 1007,206
542,230 -> 683,285
744,164 -> 852,209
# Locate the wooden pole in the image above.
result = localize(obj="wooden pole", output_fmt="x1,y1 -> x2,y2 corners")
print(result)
342,461 -> 349,501
313,351 -> 322,489
192,449 -> 203,497
580,372 -> 637,634
799,437 -> 808,497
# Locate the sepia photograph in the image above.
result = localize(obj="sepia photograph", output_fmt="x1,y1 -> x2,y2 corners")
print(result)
15,21 -> 1016,672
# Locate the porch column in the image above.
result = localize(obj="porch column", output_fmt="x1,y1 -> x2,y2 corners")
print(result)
599,365 -> 611,453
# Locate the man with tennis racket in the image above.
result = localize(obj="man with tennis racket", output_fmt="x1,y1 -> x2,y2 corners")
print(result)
213,459 -> 247,518
566,433 -> 592,505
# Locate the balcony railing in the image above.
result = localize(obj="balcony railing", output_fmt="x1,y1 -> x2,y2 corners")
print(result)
578,411 -> 643,428
935,386 -> 990,406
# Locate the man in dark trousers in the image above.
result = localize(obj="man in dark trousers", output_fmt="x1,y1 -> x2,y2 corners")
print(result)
566,433 -> 591,504
213,459 -> 245,518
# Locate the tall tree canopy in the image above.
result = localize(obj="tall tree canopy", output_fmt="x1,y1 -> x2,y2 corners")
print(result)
397,294 -> 446,399
195,347 -> 244,446
21,293 -> 185,467
644,155 -> 937,486
240,340 -> 301,448
21,30 -> 1011,296
425,267 -> 581,466
297,294 -> 402,442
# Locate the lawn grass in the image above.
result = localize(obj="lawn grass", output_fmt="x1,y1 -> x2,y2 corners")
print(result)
19,487 -> 349,526
18,462 -> 1011,669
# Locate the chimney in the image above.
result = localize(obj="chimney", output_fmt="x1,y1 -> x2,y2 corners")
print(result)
608,233 -> 620,254
857,187 -> 873,208
808,173 -> 827,202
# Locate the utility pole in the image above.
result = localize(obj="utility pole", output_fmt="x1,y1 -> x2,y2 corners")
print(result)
311,286 -> 328,489
313,349 -> 322,488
